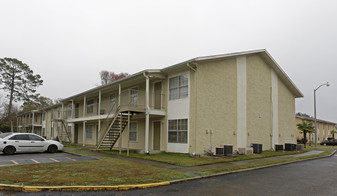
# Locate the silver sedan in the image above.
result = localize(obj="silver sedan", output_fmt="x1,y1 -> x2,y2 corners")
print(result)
0,132 -> 63,155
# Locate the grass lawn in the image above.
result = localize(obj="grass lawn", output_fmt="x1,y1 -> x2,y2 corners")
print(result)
195,149 -> 334,176
0,158 -> 190,186
100,150 -> 309,167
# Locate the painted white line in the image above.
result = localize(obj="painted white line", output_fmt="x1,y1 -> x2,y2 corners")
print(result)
66,157 -> 77,161
49,158 -> 60,162
11,160 -> 19,165
31,159 -> 40,163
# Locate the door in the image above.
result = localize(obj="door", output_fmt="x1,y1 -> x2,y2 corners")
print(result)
8,134 -> 32,152
28,134 -> 47,151
153,121 -> 161,150
130,87 -> 138,107
75,103 -> 80,118
154,82 -> 162,109
74,124 -> 78,144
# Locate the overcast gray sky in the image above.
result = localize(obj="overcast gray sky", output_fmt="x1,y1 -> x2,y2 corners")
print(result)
0,0 -> 336,122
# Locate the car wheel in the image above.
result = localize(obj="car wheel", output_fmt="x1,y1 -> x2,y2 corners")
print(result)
3,146 -> 16,155
47,145 -> 58,153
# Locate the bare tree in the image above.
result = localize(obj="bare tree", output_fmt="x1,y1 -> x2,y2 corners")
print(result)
100,71 -> 129,85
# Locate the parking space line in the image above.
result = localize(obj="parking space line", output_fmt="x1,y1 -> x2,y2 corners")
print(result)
31,159 -> 40,163
11,160 -> 19,165
66,157 -> 77,161
49,158 -> 60,162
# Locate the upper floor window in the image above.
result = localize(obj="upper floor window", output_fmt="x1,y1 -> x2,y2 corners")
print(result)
42,113 -> 46,121
68,104 -> 72,118
169,74 -> 188,100
87,99 -> 94,114
57,107 -> 61,118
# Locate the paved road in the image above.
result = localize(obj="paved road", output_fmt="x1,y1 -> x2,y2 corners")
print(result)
2,155 -> 337,196
0,152 -> 96,166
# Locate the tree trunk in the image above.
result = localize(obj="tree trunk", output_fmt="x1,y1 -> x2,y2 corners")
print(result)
7,72 -> 15,124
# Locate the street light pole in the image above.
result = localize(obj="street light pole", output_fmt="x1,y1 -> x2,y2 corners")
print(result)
314,82 -> 330,149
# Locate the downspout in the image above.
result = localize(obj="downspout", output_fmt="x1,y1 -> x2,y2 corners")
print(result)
143,72 -> 150,154
187,62 -> 197,155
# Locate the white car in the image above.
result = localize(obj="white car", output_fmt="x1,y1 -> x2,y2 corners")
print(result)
0,132 -> 63,155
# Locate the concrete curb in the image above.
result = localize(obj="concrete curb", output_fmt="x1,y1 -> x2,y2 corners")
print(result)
0,181 -> 170,192
0,150 -> 335,192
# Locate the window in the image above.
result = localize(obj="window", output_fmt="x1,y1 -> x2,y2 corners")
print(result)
57,107 -> 61,119
87,99 -> 94,114
168,119 -> 188,143
29,134 -> 44,141
169,74 -> 188,100
9,134 -> 29,140
42,128 -> 46,136
129,122 -> 137,141
86,125 -> 93,139
42,113 -> 46,121
68,104 -> 72,118
109,93 -> 117,110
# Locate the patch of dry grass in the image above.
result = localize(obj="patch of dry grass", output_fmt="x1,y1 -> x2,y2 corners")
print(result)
0,158 -> 190,186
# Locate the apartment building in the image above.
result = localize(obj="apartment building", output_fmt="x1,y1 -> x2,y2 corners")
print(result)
17,49 -> 303,154
296,114 -> 337,143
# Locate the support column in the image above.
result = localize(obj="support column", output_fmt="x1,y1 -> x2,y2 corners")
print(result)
32,112 -> 35,133
71,100 -> 74,118
127,111 -> 130,156
83,121 -> 86,146
118,84 -> 121,106
83,96 -> 86,117
119,113 -> 122,154
98,120 -> 101,145
98,90 -> 101,115
145,74 -> 150,154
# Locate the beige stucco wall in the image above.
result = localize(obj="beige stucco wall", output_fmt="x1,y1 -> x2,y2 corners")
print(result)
278,77 -> 296,145
191,58 -> 237,154
246,55 -> 273,150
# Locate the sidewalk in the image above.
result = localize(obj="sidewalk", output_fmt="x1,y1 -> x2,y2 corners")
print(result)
64,147 -> 331,176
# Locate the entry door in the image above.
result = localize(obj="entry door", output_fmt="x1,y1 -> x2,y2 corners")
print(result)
74,124 -> 78,144
153,122 -> 161,150
130,88 -> 138,107
154,82 -> 162,109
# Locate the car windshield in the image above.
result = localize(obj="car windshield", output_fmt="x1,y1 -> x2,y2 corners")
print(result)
0,132 -> 13,139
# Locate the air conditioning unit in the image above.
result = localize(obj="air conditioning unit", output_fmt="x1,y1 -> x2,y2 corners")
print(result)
285,143 -> 296,151
296,144 -> 304,151
223,144 -> 233,156
215,147 -> 224,155
275,144 -> 283,151
251,143 -> 262,154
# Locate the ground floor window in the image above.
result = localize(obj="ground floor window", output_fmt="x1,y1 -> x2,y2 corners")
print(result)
42,128 -> 45,137
86,125 -> 93,139
168,119 -> 188,143
129,122 -> 137,141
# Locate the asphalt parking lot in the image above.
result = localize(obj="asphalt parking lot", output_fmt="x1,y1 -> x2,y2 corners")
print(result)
0,152 -> 97,166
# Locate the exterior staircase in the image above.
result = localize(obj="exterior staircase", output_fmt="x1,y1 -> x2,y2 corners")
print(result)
54,119 -> 72,143
97,110 -> 134,150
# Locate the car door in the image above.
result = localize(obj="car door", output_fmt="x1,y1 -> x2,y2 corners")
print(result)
28,134 -> 47,152
8,134 -> 31,152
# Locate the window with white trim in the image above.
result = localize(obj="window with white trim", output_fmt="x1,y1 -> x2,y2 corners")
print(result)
86,125 -> 93,139
168,119 -> 188,143
169,74 -> 188,100
87,99 -> 94,114
129,122 -> 137,141
68,125 -> 72,138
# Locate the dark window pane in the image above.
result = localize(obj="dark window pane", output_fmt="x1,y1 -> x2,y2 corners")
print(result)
178,131 -> 188,143
168,131 -> 177,143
